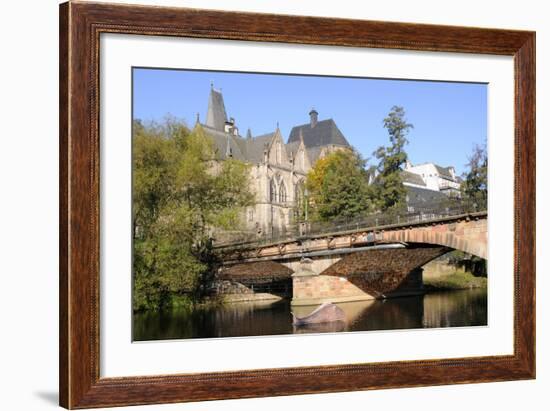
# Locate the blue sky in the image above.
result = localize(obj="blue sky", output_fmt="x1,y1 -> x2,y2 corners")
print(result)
133,68 -> 487,176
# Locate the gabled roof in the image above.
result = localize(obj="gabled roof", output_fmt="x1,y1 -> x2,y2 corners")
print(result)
410,162 -> 456,180
288,119 -> 350,148
243,132 -> 274,163
285,141 -> 300,158
434,164 -> 454,179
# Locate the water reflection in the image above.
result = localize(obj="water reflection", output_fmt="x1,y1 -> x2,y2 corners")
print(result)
133,289 -> 487,341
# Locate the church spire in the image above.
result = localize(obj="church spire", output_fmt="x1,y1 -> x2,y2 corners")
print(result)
246,128 -> 252,140
205,83 -> 228,131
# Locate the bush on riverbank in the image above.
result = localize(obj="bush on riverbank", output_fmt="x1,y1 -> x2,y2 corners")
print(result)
132,119 -> 254,312
424,270 -> 487,291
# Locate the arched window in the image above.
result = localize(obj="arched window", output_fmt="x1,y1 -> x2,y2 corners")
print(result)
279,181 -> 287,204
295,181 -> 304,205
269,179 -> 277,203
294,181 -> 306,220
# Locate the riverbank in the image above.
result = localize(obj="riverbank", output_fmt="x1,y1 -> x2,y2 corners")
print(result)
424,270 -> 487,291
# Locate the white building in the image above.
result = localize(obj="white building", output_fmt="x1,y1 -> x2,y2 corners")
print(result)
403,160 -> 462,196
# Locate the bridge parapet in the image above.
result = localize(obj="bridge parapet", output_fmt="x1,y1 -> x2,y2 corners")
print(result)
217,211 -> 487,264
214,202 -> 486,250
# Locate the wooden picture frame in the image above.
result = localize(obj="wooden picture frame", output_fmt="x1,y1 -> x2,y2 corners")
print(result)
59,1 -> 535,408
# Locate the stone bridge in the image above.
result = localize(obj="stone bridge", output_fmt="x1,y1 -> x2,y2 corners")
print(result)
215,211 -> 487,306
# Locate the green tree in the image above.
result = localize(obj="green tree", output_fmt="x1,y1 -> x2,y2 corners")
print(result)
372,106 -> 413,211
132,118 -> 254,311
305,149 -> 374,222
461,143 -> 488,210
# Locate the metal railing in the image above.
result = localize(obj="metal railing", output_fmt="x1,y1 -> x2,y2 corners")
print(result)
213,199 -> 487,249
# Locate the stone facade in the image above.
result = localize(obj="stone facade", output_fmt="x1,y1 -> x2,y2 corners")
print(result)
195,86 -> 351,235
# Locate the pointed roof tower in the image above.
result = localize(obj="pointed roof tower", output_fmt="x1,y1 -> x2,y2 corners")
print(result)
205,83 -> 228,131
246,128 -> 252,140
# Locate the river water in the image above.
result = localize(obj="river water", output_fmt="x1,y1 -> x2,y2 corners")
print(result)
133,289 -> 487,341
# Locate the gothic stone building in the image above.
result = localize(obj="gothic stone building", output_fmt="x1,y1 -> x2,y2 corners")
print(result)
195,86 -> 351,235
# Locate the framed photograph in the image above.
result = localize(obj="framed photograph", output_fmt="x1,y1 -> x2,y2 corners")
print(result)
59,1 -> 535,408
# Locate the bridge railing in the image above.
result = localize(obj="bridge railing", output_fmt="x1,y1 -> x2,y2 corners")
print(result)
213,199 -> 486,249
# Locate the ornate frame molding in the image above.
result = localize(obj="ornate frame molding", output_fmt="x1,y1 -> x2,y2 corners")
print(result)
59,1 -> 535,408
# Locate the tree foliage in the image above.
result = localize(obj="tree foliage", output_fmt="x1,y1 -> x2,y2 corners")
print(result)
132,118 -> 254,311
305,149 -> 374,222
372,106 -> 413,211
461,143 -> 487,209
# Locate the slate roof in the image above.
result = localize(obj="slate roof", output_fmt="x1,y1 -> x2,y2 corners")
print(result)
434,164 -> 454,180
201,88 -> 352,166
243,132 -> 274,163
401,170 -> 427,187
406,186 -> 448,210
205,89 -> 228,131
285,141 -> 300,159
200,125 -> 246,161
284,140 -> 327,165
200,124 -> 279,163
288,119 -> 350,148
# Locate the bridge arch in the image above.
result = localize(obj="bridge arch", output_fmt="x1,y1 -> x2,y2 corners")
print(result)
217,261 -> 294,300
379,220 -> 487,259
319,246 -> 449,278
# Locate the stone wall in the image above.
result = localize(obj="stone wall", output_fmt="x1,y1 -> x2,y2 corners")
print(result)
292,274 -> 376,306
291,256 -> 427,306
